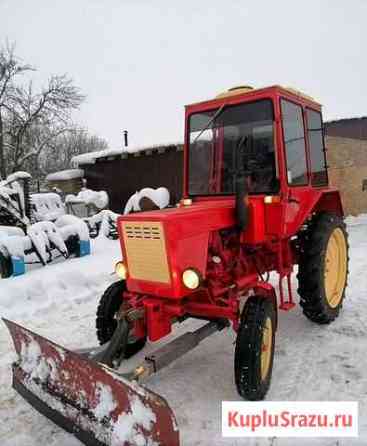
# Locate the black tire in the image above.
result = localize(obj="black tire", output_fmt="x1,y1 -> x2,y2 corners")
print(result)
235,296 -> 276,400
0,253 -> 12,279
96,280 -> 146,359
65,235 -> 80,257
297,212 -> 349,324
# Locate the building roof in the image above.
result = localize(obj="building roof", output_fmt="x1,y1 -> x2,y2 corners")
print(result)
71,143 -> 183,167
325,116 -> 367,125
325,116 -> 367,140
46,169 -> 84,181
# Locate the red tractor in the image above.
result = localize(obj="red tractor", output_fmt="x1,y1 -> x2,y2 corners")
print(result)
4,85 -> 349,446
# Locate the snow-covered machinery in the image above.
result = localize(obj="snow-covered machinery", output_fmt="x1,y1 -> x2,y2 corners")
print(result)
31,192 -> 66,222
65,188 -> 119,239
0,216 -> 91,278
4,86 -> 350,445
0,171 -> 31,229
0,173 -> 91,278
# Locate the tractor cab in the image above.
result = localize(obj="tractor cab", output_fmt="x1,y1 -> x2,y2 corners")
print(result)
184,85 -> 339,240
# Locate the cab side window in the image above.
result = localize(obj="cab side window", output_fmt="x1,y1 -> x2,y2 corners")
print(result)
281,99 -> 308,186
306,108 -> 328,186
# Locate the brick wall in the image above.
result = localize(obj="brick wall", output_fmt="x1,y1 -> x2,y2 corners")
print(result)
326,136 -> 367,215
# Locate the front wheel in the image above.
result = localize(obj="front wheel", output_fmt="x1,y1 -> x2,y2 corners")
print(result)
96,280 -> 147,359
234,296 -> 276,400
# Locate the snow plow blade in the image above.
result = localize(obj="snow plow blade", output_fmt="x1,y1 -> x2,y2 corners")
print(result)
3,318 -> 179,446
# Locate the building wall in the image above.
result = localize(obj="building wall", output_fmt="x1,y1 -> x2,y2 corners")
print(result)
83,146 -> 183,213
326,136 -> 367,215
47,178 -> 83,195
325,117 -> 367,140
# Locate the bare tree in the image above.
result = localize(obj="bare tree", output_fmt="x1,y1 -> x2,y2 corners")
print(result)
5,74 -> 85,173
40,127 -> 108,175
0,41 -> 33,178
0,41 -> 106,180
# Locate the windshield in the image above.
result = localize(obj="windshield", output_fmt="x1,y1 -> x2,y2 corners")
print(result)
188,99 -> 278,196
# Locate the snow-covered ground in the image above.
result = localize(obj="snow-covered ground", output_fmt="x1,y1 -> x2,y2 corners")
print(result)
0,217 -> 366,446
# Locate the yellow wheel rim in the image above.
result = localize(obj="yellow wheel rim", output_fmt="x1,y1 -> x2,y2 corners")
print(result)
261,317 -> 273,381
324,227 -> 347,308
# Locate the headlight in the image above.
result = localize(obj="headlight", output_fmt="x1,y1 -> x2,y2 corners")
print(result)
115,261 -> 127,280
182,268 -> 201,290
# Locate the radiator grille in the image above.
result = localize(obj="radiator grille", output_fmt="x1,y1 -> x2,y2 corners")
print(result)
122,221 -> 170,284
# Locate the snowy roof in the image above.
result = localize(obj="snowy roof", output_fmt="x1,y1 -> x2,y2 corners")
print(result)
71,143 -> 183,167
46,169 -> 84,182
71,149 -> 125,166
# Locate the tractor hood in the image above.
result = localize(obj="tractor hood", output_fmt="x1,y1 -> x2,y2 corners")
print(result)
117,200 -> 236,299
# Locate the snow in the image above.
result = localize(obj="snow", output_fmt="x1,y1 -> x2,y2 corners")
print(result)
46,169 -> 84,182
0,217 -> 88,261
0,226 -> 25,238
8,181 -> 26,216
123,187 -> 170,214
0,174 -> 30,226
0,218 -> 366,446
86,209 -> 119,238
112,395 -> 157,446
0,185 -> 14,199
31,193 -> 65,222
0,236 -> 119,319
66,188 -> 109,210
345,213 -> 367,226
0,234 -> 31,258
71,148 -> 125,166
6,171 -> 32,182
92,382 -> 117,420
19,335 -> 58,382
55,215 -> 90,242
28,222 -> 67,263
71,143 -> 181,166
19,335 -> 42,375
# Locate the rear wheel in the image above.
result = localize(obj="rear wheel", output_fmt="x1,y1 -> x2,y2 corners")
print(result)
235,296 -> 276,400
96,280 -> 146,358
297,213 -> 349,324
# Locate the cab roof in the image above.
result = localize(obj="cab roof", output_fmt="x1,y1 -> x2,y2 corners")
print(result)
185,85 -> 322,112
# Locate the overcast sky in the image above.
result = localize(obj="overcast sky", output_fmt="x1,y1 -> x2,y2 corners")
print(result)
1,0 -> 366,149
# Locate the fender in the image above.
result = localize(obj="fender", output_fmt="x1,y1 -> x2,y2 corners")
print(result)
253,281 -> 278,331
312,190 -> 344,217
